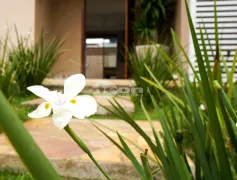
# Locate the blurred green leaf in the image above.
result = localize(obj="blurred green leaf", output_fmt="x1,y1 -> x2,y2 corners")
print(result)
0,91 -> 61,180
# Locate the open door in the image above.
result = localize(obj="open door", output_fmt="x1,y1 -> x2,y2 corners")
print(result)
85,0 -> 134,79
125,0 -> 135,79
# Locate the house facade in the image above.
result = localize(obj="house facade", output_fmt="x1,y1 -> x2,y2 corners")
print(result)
0,0 -> 189,79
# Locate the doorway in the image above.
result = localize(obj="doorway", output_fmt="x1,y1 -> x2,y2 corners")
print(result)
85,38 -> 118,79
85,0 -> 126,79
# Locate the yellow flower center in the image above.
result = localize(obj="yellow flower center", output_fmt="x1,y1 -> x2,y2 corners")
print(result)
45,103 -> 51,109
70,99 -> 77,104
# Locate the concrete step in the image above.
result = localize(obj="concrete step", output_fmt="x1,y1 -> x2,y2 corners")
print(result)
22,95 -> 135,115
43,78 -> 136,94
0,118 -> 163,180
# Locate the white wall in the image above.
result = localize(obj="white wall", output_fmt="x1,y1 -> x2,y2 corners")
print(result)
0,0 -> 35,43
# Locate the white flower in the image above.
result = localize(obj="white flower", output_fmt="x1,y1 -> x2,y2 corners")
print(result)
27,74 -> 97,129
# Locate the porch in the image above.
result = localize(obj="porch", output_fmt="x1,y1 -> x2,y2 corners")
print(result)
34,0 -> 189,79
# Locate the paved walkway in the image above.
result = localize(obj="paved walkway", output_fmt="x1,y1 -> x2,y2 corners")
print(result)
0,118 -> 161,180
22,96 -> 135,115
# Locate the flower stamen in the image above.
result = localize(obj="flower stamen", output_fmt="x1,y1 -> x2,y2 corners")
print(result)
45,103 -> 51,109
70,99 -> 77,104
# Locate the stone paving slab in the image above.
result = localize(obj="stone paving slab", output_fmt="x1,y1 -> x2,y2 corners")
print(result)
0,118 -> 162,180
22,95 -> 135,115
43,78 -> 136,87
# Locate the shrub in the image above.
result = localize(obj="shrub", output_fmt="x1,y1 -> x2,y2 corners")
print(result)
0,28 -> 64,98
129,46 -> 174,106
9,30 -> 64,92
93,0 -> 237,179
133,0 -> 176,44
0,31 -> 19,98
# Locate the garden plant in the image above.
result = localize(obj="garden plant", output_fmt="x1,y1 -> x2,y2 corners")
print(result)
93,0 -> 237,179
128,47 -> 174,105
0,28 -> 64,99
0,0 -> 237,180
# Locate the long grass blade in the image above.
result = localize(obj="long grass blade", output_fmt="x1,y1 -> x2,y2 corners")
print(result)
185,1 -> 233,178
140,149 -> 154,180
0,91 -> 61,180
64,125 -> 111,180
117,132 -> 146,180
151,94 -> 191,180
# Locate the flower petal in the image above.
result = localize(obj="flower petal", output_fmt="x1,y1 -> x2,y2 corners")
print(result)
28,102 -> 51,118
69,95 -> 97,119
64,74 -> 86,99
27,86 -> 52,101
52,108 -> 72,129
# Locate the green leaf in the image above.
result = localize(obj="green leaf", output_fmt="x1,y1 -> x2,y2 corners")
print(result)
140,150 -> 154,180
151,94 -> 191,180
106,99 -> 176,179
141,75 -> 184,107
185,0 -> 233,179
92,123 -> 126,154
117,132 -> 146,180
170,29 -> 201,84
64,125 -> 111,180
213,80 -> 237,151
213,81 -> 237,123
227,50 -> 237,100
90,119 -> 157,163
0,91 -> 61,180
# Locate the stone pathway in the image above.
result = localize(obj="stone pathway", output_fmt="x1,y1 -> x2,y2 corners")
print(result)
0,118 -> 162,180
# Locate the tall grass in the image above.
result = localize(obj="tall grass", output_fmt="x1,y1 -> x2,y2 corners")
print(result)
0,28 -> 64,98
0,171 -> 33,180
0,91 -> 61,179
129,46 -> 174,105
0,31 -> 19,98
92,0 -> 237,179
9,29 -> 64,91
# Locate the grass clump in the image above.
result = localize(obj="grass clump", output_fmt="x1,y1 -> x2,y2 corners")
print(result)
0,171 -> 32,180
0,27 -> 64,99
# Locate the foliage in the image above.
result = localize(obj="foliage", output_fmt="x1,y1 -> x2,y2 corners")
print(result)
0,91 -> 61,179
134,0 -> 176,44
128,46 -> 174,106
0,31 -> 19,98
2,0 -> 237,179
133,17 -> 156,45
10,95 -> 35,122
0,27 -> 64,98
0,171 -> 33,180
64,125 -> 111,180
93,0 -> 237,179
9,29 -> 64,92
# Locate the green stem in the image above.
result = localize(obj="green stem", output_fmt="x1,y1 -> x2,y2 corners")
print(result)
0,91 -> 61,180
140,149 -> 154,180
213,80 -> 237,123
64,125 -> 111,180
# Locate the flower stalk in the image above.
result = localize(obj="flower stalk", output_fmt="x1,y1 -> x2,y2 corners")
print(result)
64,125 -> 111,180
